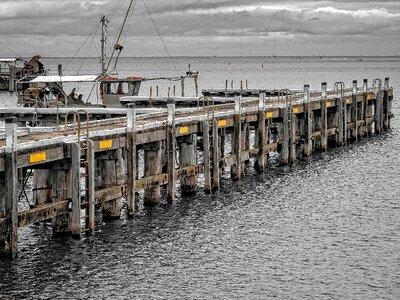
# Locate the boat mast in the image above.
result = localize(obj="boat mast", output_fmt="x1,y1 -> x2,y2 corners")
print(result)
105,0 -> 135,73
101,15 -> 108,76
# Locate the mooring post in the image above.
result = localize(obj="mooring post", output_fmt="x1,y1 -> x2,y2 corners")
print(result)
335,83 -> 345,146
373,79 -> 383,134
320,82 -> 328,151
212,118 -> 220,190
166,99 -> 176,202
202,121 -> 211,193
179,134 -> 198,195
255,93 -> 266,172
303,85 -> 313,156
181,77 -> 185,97
70,142 -> 81,238
126,104 -> 137,217
383,77 -> 391,130
281,106 -> 289,164
0,118 -> 18,258
231,96 -> 242,180
363,79 -> 370,136
351,80 -> 358,140
289,106 -> 297,163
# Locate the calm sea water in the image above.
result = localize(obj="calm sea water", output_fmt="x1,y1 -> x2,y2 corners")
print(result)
0,57 -> 399,299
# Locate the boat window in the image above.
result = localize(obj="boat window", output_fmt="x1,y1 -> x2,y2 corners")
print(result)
104,82 -> 130,95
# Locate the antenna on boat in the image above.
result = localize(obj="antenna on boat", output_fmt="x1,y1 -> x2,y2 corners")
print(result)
101,15 -> 108,76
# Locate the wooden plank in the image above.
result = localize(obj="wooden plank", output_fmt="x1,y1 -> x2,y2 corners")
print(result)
18,147 -> 64,169
95,186 -> 124,204
18,201 -> 69,227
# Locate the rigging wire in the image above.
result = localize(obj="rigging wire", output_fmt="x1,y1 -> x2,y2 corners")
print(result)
63,21 -> 100,72
0,41 -> 20,57
106,0 -> 138,73
108,0 -> 136,74
142,0 -> 179,76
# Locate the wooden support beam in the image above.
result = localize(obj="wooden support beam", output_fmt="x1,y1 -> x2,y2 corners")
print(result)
51,160 -> 71,236
18,200 -> 69,227
363,79 -> 370,136
289,109 -> 297,163
212,118 -> 220,190
126,132 -> 137,217
254,93 -> 265,172
351,80 -> 358,140
33,170 -> 52,206
303,85 -> 313,156
70,142 -> 81,238
281,107 -> 289,164
87,139 -> 95,233
166,100 -> 176,203
231,96 -> 242,180
143,141 -> 162,205
202,121 -> 211,193
0,117 -> 18,258
320,82 -> 328,151
179,134 -> 197,195
383,77 -> 391,130
337,95 -> 344,146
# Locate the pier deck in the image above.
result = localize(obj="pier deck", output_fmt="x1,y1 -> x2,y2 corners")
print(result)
0,78 -> 394,258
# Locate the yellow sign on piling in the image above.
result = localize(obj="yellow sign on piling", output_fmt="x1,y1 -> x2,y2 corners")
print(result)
217,120 -> 227,127
179,126 -> 189,134
367,94 -> 374,100
99,140 -> 113,149
293,107 -> 299,113
30,151 -> 46,163
265,112 -> 273,119
326,101 -> 332,107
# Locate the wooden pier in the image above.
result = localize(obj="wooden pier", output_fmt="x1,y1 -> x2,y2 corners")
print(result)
0,78 -> 394,258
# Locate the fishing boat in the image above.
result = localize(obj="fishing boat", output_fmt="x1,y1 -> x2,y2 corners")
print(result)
0,55 -> 46,92
16,2 -> 198,108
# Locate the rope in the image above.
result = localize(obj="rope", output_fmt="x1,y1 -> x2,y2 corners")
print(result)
142,0 -> 179,76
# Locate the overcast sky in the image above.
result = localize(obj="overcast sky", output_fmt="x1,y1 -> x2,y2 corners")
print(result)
0,0 -> 399,57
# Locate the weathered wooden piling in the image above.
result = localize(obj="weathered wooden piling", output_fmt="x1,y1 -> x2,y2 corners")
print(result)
0,118 -> 18,257
0,78 -> 394,258
320,82 -> 328,151
231,97 -> 242,180
254,93 -> 266,172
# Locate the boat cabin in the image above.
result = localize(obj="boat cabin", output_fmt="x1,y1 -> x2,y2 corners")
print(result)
16,74 -> 143,108
101,76 -> 143,107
